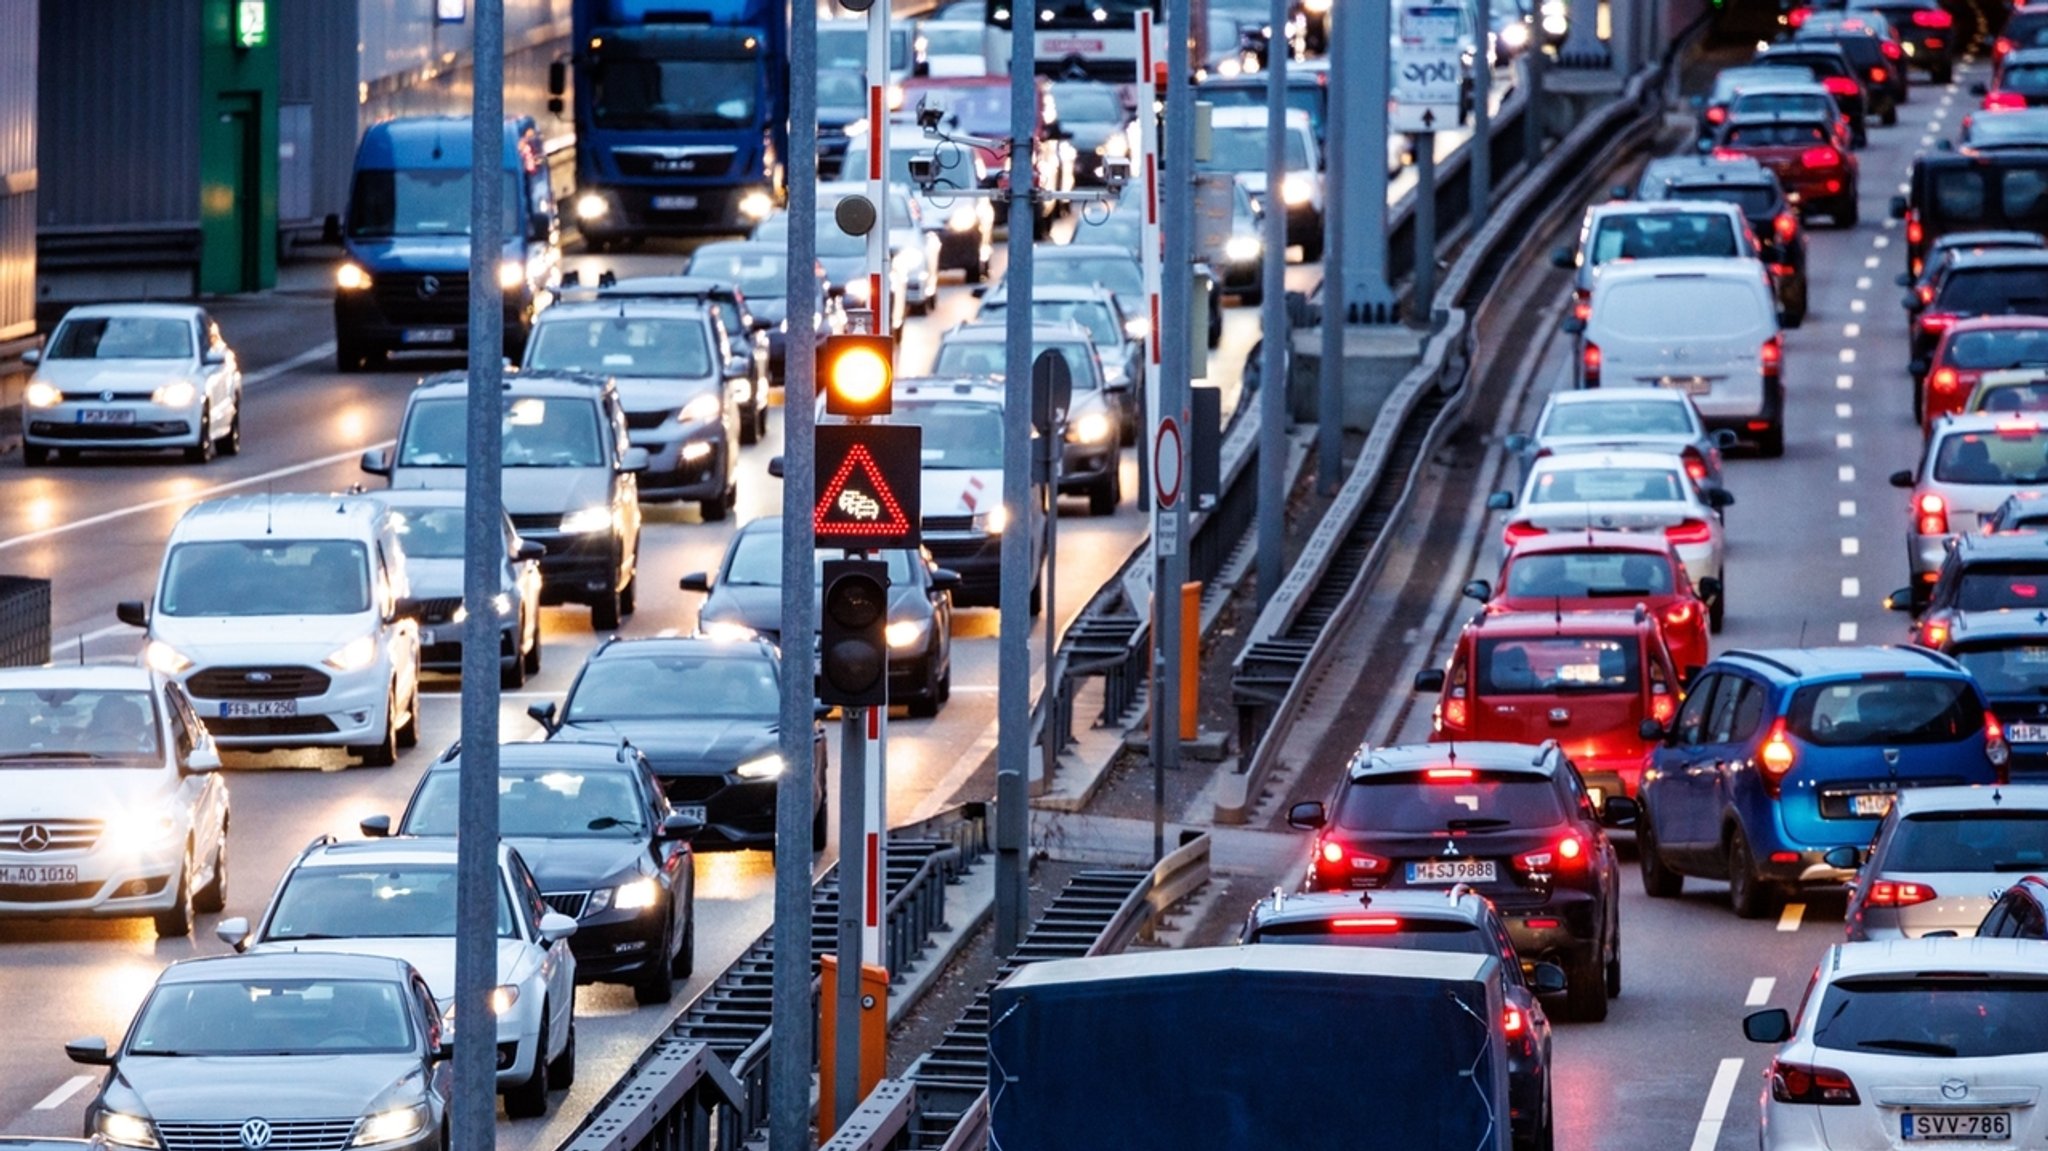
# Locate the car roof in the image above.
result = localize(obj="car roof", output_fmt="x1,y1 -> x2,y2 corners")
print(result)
171,493 -> 391,541
432,739 -> 648,773
589,634 -> 778,663
1932,230 -> 2048,252
541,299 -> 710,323
1346,740 -> 1563,779
1505,528 -> 1678,558
1889,783 -> 2048,816
1951,530 -> 2048,562
1723,110 -> 1834,129
1039,243 -> 1139,263
160,950 -> 420,985
1007,283 -> 1119,304
1729,81 -> 1835,101
1207,106 -> 1312,129
1717,645 -> 1965,678
1647,155 -> 1774,182
0,665 -> 157,692
1588,200 -> 1744,219
1943,248 -> 2048,271
1248,889 -> 1491,930
299,836 -> 507,868
1826,937 -> 2048,977
1930,411 -> 2048,437
57,303 -> 204,322
2007,46 -> 2048,63
1528,447 -> 1687,473
1545,385 -> 1695,408
1591,256 -> 1772,285
1943,314 -> 2048,335
1946,609 -> 2048,646
1758,40 -> 1853,58
943,320 -> 1095,343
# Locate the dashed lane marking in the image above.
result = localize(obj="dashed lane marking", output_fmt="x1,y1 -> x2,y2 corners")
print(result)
1837,402 -> 1853,418
1840,500 -> 1856,517
1837,374 -> 1854,390
1864,255 -> 1880,268
1842,537 -> 1860,556
1746,977 -> 1776,1007
1840,465 -> 1856,482
1839,621 -> 1859,642
1844,323 -> 1861,338
1856,276 -> 1871,289
1840,349 -> 1856,364
1874,234 -> 1891,248
1779,903 -> 1807,932
1837,431 -> 1854,448
32,1076 -> 92,1111
1850,299 -> 1866,313
1688,1059 -> 1747,1151
1843,577 -> 1861,597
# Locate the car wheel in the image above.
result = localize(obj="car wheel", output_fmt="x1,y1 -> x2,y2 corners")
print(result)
1708,570 -> 1726,634
1756,421 -> 1784,459
813,782 -> 829,852
1028,578 -> 1043,617
21,443 -> 48,467
621,572 -> 639,618
396,680 -> 420,750
740,402 -> 761,446
336,337 -> 368,373
632,921 -> 676,1005
703,482 -> 735,523
1838,194 -> 1860,228
1299,229 -> 1324,264
501,1016 -> 551,1118
194,834 -> 228,914
591,587 -> 623,632
1088,467 -> 1120,516
1605,941 -> 1622,999
1639,811 -> 1684,898
909,654 -> 942,719
1726,826 -> 1782,920
185,404 -> 216,464
1565,949 -> 1608,1022
501,641 -> 528,689
1882,102 -> 1899,126
351,694 -> 399,767
546,1015 -> 576,1089
524,623 -> 542,675
1784,280 -> 1807,328
219,399 -> 243,456
1935,65 -> 1953,84
672,903 -> 696,980
153,847 -> 195,938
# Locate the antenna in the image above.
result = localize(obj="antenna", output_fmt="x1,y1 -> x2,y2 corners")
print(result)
265,485 -> 274,535
1554,594 -> 1563,625
76,634 -> 85,666
1798,618 -> 1808,647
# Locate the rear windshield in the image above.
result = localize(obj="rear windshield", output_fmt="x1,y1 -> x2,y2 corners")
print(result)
2006,64 -> 2048,97
1505,552 -> 1676,599
1589,214 -> 1739,264
1724,122 -> 1831,148
1953,640 -> 2048,694
1932,428 -> 2048,485
1954,565 -> 2048,610
1964,111 -> 2048,149
1599,278 -> 1766,335
1944,328 -> 2048,370
1530,466 -> 1689,504
1667,183 -> 1779,219
1332,772 -> 1566,833
1729,94 -> 1833,122
1539,398 -> 1694,438
525,316 -> 714,379
1785,678 -> 1978,745
1883,810 -> 2048,872
1476,635 -> 1640,694
1978,379 -> 2048,415
2008,10 -> 2048,49
1934,267 -> 2048,314
1924,167 -> 2048,229
1247,917 -> 1489,951
1812,978 -> 2048,1059
1760,52 -> 1850,79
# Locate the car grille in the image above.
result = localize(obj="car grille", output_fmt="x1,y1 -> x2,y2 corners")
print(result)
544,890 -> 590,918
923,514 -> 977,533
188,666 -> 332,700
371,272 -> 472,324
0,880 -> 106,902
0,818 -> 102,853
511,513 -> 561,534
623,408 -> 675,431
661,775 -> 728,804
157,1120 -> 360,1151
207,716 -> 340,737
414,596 -> 465,626
613,148 -> 737,179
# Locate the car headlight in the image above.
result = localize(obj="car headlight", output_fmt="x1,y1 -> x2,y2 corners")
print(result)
560,505 -> 614,535
575,192 -> 610,221
885,619 -> 926,649
680,393 -> 723,426
105,809 -> 178,844
151,380 -> 197,408
322,634 -> 381,672
844,277 -> 872,305
976,504 -> 1010,535
24,380 -> 62,407
891,245 -> 924,275
1281,174 -> 1314,206
740,190 -> 775,221
1225,235 -> 1262,262
1099,132 -> 1129,158
735,753 -> 786,780
1303,0 -> 1330,11
491,592 -> 514,617
1501,20 -> 1530,49
144,640 -> 193,676
610,875 -> 661,911
948,205 -> 979,233
352,1104 -> 430,1148
1124,316 -> 1151,340
1067,412 -> 1113,445
489,984 -> 519,1015
97,1111 -> 159,1150
499,260 -> 527,291
336,262 -> 372,291
701,621 -> 758,642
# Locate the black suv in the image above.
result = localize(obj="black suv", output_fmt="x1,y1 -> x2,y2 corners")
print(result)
1910,248 -> 2048,367
1640,154 -> 1810,325
1795,14 -> 1907,122
1242,888 -> 1565,1150
1978,874 -> 2048,937
1286,740 -> 1632,1022
1754,42 -> 1870,145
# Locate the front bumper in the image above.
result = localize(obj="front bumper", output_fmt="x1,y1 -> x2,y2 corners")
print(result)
654,769 -> 781,849
1058,438 -> 1119,491
559,903 -> 669,983
24,400 -> 202,450
182,663 -> 393,749
0,842 -> 187,918
419,619 -> 520,673
334,292 -> 531,356
574,184 -> 775,239
1500,890 -> 1603,963
522,529 -> 623,605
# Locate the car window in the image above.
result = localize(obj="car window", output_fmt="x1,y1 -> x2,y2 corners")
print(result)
566,654 -> 778,721
159,540 -> 371,618
510,854 -> 549,935
1247,916 -> 1491,952
1598,279 -> 1766,336
1954,565 -> 2048,609
1705,677 -> 1755,744
895,401 -> 1008,467
1946,328 -> 2048,370
129,977 -> 416,1056
1937,267 -> 2048,313
1980,900 -> 2015,937
1932,428 -> 2048,484
1540,399 -> 1694,438
1333,772 -> 1567,832
2007,167 -> 2048,222
1037,255 -> 1143,298
1476,636 -> 1639,695
47,315 -> 195,360
1881,810 -> 2048,872
0,687 -> 163,763
1951,641 -> 2048,694
1785,677 -> 1978,745
398,395 -> 608,469
525,316 -> 715,378
1530,466 -> 1689,504
1811,976 -> 2048,1058
413,977 -> 442,1047
1505,551 -> 1675,599
267,864 -> 514,940
1588,215 -> 1739,264
1725,122 -> 1829,148
408,767 -> 651,838
1672,674 -> 1720,746
163,687 -> 195,759
720,532 -> 918,586
1665,183 -> 1780,218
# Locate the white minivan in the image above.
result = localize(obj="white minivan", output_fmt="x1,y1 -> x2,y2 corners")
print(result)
117,494 -> 424,766
1569,258 -> 1786,457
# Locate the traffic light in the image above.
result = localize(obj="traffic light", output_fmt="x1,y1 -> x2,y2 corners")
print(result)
819,559 -> 890,708
820,334 -> 894,417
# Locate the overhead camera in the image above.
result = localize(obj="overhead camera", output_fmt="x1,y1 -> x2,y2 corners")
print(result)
915,96 -> 947,134
1101,155 -> 1131,194
906,153 -> 938,189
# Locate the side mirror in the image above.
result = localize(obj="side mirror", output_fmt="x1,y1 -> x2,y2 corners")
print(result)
971,284 -> 989,298
1286,800 -> 1326,830
768,455 -> 785,479
660,811 -> 705,841
1909,359 -> 1929,377
1822,845 -> 1862,869
1937,139 -> 1954,152
527,700 -> 559,732
361,447 -> 392,477
360,814 -> 393,839
679,572 -> 711,594
1902,292 -> 1921,311
1462,579 -> 1493,603
619,446 -> 650,473
931,567 -> 963,593
64,1038 -> 113,1067
18,348 -> 37,366
1638,717 -> 1667,741
1743,1007 -> 1794,1045
391,596 -> 426,623
1414,668 -> 1447,693
185,746 -> 222,773
538,911 -> 579,943
547,96 -> 565,117
1885,588 -> 1915,611
215,916 -> 252,952
323,213 -> 343,245
1698,576 -> 1723,600
1503,433 -> 1531,453
1530,962 -> 1569,994
1560,316 -> 1585,335
1888,469 -> 1915,488
1894,272 -> 1913,287
1486,491 -> 1516,511
1550,246 -> 1575,269
117,600 -> 149,628
1970,82 -> 1988,96
1608,184 -> 1630,201
547,59 -> 567,96
1602,795 -> 1640,828
515,539 -> 545,562
1889,194 -> 1908,220
1707,488 -> 1736,510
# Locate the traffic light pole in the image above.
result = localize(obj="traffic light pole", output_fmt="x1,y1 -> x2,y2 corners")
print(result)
833,703 -> 869,1128
1256,0 -> 1288,608
1150,0 -> 1194,864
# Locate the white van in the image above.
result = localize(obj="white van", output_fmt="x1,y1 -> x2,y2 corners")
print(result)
117,494 -> 424,766
1572,258 -> 1786,457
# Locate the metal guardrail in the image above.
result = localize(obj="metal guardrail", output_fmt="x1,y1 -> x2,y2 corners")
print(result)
0,577 -> 51,668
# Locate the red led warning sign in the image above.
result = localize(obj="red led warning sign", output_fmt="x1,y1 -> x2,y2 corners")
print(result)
814,424 -> 921,551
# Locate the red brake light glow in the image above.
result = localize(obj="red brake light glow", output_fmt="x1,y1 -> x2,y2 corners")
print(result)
1682,446 -> 1709,481
1987,710 -> 2011,777
1503,1005 -> 1527,1038
1801,145 -> 1842,169
1503,521 -> 1547,545
1770,1060 -> 1861,1106
1773,211 -> 1797,242
1907,211 -> 1923,247
1911,8 -> 1950,26
1920,312 -> 1957,333
1663,601 -> 1695,628
1997,35 -> 2016,58
1320,840 -> 1344,864
1333,916 -> 1403,931
1761,336 -> 1783,376
1760,717 -> 1796,795
1917,492 -> 1949,536
1986,90 -> 2030,111
1822,76 -> 1859,96
1426,767 -> 1476,782
1919,620 -> 1950,647
1652,691 -> 1677,724
1864,880 -> 1937,908
1583,341 -> 1602,385
1667,518 -> 1714,546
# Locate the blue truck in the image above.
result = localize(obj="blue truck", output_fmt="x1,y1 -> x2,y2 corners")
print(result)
552,0 -> 788,245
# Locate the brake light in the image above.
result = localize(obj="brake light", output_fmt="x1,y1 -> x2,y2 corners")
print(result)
1906,210 -> 1922,247
1503,1004 -> 1527,1038
1773,211 -> 1797,243
1878,42 -> 1900,62
1664,601 -> 1695,629
1987,710 -> 2011,778
1919,311 -> 1957,334
1333,915 -> 1403,931
1931,366 -> 1961,396
1912,8 -> 1951,27
1997,35 -> 2016,58
1801,145 -> 1842,169
1312,840 -> 1389,884
1916,492 -> 1949,536
1583,341 -> 1601,386
1503,521 -> 1547,545
1652,690 -> 1677,724
1761,336 -> 1782,377
1760,718 -> 1796,796
1788,5 -> 1811,26
1986,90 -> 2030,111
1706,104 -> 1728,125
1919,619 -> 1950,647
1917,283 -> 1935,306
1426,767 -> 1476,782
1573,290 -> 1591,322
1320,840 -> 1344,864
1865,880 -> 1938,907
1667,518 -> 1714,546
1770,1060 -> 1861,1105
1517,835 -> 1587,874
1681,446 -> 1709,481
1823,76 -> 1860,97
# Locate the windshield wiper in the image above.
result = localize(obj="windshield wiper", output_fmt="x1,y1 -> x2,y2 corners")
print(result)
0,750 -> 106,761
1446,817 -> 1513,831
1856,1037 -> 1958,1057
587,816 -> 644,832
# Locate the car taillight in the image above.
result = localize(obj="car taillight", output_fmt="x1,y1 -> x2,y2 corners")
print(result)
1916,492 -> 1949,536
1681,446 -> 1709,481
1997,35 -> 2016,58
1573,290 -> 1591,322
1760,717 -> 1796,796
1919,311 -> 1957,334
1667,518 -> 1714,546
1912,8 -> 1951,27
1865,880 -> 1938,907
1503,521 -> 1547,546
1917,283 -> 1935,306
1919,619 -> 1950,647
1426,767 -> 1476,782
1878,42 -> 1901,62
1320,839 -> 1344,864
1986,90 -> 2030,111
1823,75 -> 1860,96
1773,211 -> 1798,242
1583,341 -> 1602,386
1503,1004 -> 1527,1038
1761,336 -> 1782,377
1332,915 -> 1403,932
1987,710 -> 2011,778
1664,601 -> 1695,629
1801,145 -> 1842,169
1770,1060 -> 1861,1105
1706,104 -> 1728,124
1517,835 -> 1587,875
1788,5 -> 1812,25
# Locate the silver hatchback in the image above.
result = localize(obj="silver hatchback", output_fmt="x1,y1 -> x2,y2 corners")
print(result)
1844,785 -> 2048,941
1892,414 -> 2048,607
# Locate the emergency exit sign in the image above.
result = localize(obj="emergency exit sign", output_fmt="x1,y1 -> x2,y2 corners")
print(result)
234,0 -> 267,48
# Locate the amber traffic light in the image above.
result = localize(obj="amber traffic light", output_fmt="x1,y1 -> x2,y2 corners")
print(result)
820,334 -> 894,417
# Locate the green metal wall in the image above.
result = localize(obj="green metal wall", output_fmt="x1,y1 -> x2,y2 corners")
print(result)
198,0 -> 279,293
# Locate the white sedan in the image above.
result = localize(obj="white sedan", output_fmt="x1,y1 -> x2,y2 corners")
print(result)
20,303 -> 243,466
1489,448 -> 1734,630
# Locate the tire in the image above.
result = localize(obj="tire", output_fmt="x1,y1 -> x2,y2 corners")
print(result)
1726,826 -> 1781,920
351,695 -> 400,768
501,645 -> 528,689
812,782 -> 829,852
1935,65 -> 1953,84
620,571 -> 638,618
501,1020 -> 551,1118
219,400 -> 242,456
545,1015 -> 576,1089
1757,422 -> 1784,459
1565,949 -> 1608,1022
909,654 -> 942,719
1709,570 -> 1726,635
965,250 -> 987,284
1606,950 -> 1622,999
755,401 -> 771,442
1882,102 -> 1899,126
671,903 -> 695,980
591,587 -> 623,632
1913,379 -> 1925,425
1240,285 -> 1264,307
740,403 -> 761,446
632,922 -> 676,1005
185,405 -> 216,464
396,680 -> 420,750
153,849 -> 195,938
1028,578 -> 1043,617
702,482 -> 735,523
1835,195 -> 1860,229
1639,812 -> 1684,898
1784,280 -> 1807,328
1088,466 -> 1120,516
336,338 -> 366,373
22,443 -> 47,467
524,625 -> 542,675
1299,229 -> 1325,263
194,836 -> 227,914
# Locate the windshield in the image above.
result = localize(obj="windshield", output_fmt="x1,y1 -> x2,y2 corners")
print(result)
1030,302 -> 1120,347
722,534 -> 918,587
1038,254 -> 1143,298
1954,641 -> 2048,693
2005,64 -> 2048,96
47,316 -> 193,360
526,317 -> 714,378
388,505 -> 475,560
407,768 -> 649,838
1505,552 -> 1676,598
920,25 -> 985,56
1955,566 -> 2048,609
265,864 -> 513,941
1199,84 -> 1323,128
1786,678 -> 1978,745
1530,466 -> 1689,503
591,58 -> 759,130
1932,428 -> 2048,484
1540,399 -> 1694,438
898,404 -> 1007,468
1333,772 -> 1566,832
1884,809 -> 2048,871
1730,93 -> 1833,120
1724,122 -> 1832,148
1666,183 -> 1779,218
1812,977 -> 2048,1058
129,978 -> 415,1057
1966,111 -> 2048,147
1476,636 -> 1641,694
1051,84 -> 1127,123
819,25 -> 908,71
685,249 -> 789,299
565,654 -> 778,721
160,540 -> 370,617
1069,212 -> 1141,251
914,84 -> 1008,134
0,688 -> 161,763
1247,917 -> 1490,951
1200,126 -> 1310,173
817,72 -> 867,110
753,215 -> 866,258
1947,328 -> 2048,370
347,169 -> 518,238
398,396 -> 606,469
1589,215 -> 1740,264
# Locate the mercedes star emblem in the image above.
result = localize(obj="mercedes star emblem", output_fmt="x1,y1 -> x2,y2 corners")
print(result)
417,275 -> 441,299
239,1118 -> 273,1150
17,824 -> 49,852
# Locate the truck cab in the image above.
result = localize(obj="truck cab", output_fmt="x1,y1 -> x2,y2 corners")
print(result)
329,117 -> 560,372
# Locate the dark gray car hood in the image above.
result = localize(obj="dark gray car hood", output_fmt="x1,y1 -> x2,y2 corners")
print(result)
499,835 -> 646,890
557,718 -> 777,775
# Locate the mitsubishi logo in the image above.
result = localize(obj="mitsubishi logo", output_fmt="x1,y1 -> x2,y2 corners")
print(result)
1549,707 -> 1570,722
417,275 -> 441,299
1940,1079 -> 1968,1101
239,1118 -> 273,1150
17,824 -> 49,852
1442,840 -> 1461,857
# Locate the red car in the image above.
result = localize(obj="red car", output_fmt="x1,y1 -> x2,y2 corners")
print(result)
1468,530 -> 1713,676
1414,607 -> 1683,804
1917,316 -> 2048,435
1714,112 -> 1860,226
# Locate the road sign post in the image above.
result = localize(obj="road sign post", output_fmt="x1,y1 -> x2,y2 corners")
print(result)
1257,0 -> 1288,607
1393,4 -> 1463,318
1032,349 -> 1071,794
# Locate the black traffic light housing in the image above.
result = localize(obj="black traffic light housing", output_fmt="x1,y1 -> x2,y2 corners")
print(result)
820,334 -> 894,417
819,559 -> 890,707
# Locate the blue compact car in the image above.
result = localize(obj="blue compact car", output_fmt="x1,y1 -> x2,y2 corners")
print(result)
1637,646 -> 2006,918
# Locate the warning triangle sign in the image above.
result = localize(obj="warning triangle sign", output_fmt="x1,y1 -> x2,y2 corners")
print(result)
813,424 -> 922,550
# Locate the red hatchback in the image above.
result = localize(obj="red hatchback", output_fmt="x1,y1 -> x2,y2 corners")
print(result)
1415,608 -> 1682,804
1917,316 -> 2048,435
1714,113 -> 1860,226
1468,530 -> 1713,676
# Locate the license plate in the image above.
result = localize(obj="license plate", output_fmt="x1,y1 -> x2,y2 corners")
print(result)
2009,722 -> 2048,743
1658,377 -> 1713,395
221,700 -> 298,718
1407,859 -> 1498,884
78,409 -> 135,424
1903,1112 -> 2011,1141
652,195 -> 698,210
0,865 -> 78,884
1852,793 -> 1896,817
401,328 -> 454,344
677,805 -> 707,822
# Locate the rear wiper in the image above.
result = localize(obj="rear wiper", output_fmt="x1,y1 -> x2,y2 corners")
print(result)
1857,1038 -> 1957,1057
1993,860 -> 2048,871
1446,817 -> 1513,831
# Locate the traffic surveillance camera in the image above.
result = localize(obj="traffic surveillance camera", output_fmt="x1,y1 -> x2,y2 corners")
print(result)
906,153 -> 938,188
915,98 -> 946,134
1101,155 -> 1131,191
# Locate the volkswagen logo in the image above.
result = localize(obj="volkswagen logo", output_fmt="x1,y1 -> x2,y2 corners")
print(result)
417,275 -> 441,299
1941,1079 -> 1968,1101
239,1118 -> 273,1150
244,671 -> 273,684
17,824 -> 49,853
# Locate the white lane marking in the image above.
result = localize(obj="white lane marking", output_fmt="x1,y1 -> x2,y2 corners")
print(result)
1850,299 -> 1866,313
1844,323 -> 1861,338
1864,255 -> 1880,268
1856,276 -> 1871,290
1840,500 -> 1856,517
1689,1058 -> 1747,1151
1840,465 -> 1856,482
1898,180 -> 1914,193
33,1075 -> 93,1111
0,440 -> 395,554
946,684 -> 1001,694
1779,903 -> 1807,932
1840,348 -> 1856,364
1874,234 -> 1891,248
245,343 -> 336,387
1919,135 -> 1936,147
1843,577 -> 1861,597
1837,374 -> 1854,390
1839,621 -> 1859,642
1884,217 -> 1900,231
1837,431 -> 1854,449
1746,977 -> 1776,1007
1836,403 -> 1853,418
1842,537 -> 1860,556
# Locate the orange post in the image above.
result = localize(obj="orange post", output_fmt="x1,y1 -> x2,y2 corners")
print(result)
817,955 -> 890,1138
1181,581 -> 1200,742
